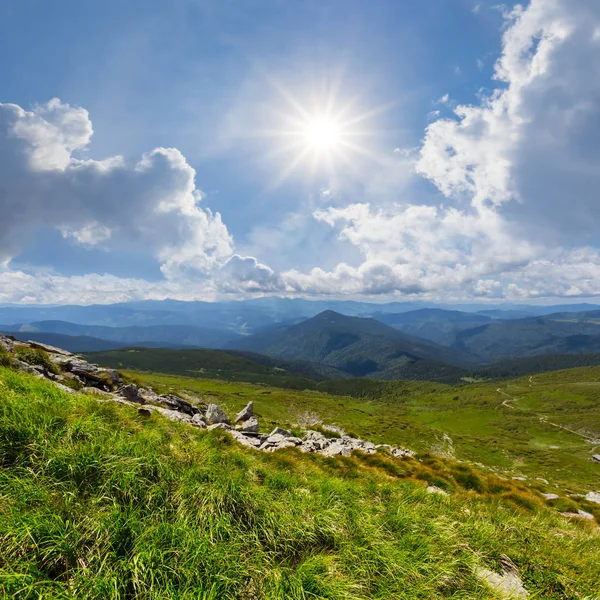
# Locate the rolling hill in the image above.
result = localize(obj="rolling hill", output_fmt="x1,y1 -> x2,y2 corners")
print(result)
84,346 -> 347,389
228,310 -> 476,379
375,308 -> 493,345
452,316 -> 600,362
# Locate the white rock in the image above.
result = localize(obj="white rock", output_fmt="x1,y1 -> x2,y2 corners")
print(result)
542,493 -> 559,500
585,491 -> 600,504
235,401 -> 254,423
427,486 -> 449,496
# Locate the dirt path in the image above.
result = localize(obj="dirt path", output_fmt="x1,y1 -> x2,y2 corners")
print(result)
496,386 -> 599,443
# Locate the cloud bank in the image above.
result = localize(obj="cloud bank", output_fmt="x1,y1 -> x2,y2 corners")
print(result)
2,0 -> 600,303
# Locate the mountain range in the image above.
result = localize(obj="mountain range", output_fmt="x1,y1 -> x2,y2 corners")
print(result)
6,299 -> 600,381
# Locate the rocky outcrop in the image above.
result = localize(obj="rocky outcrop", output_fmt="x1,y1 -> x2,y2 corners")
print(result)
0,333 -> 416,462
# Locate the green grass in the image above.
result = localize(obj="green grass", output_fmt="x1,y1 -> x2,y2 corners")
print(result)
1,366 -> 600,598
122,367 -> 600,494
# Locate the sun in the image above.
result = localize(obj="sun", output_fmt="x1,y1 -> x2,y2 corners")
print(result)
302,115 -> 343,151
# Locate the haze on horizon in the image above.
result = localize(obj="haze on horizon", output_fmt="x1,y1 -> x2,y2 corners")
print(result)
1,0 -> 599,306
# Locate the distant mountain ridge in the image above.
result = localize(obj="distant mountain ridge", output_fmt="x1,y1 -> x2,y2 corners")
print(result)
2,320 -> 242,349
228,310 -> 476,380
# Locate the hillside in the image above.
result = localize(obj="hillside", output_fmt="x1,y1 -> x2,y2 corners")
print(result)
229,310 -> 475,380
1,344 -> 599,597
376,308 -> 492,345
84,347 -> 346,390
3,320 -> 242,349
452,317 -> 600,362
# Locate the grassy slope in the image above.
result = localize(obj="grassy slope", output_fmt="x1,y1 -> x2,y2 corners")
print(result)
1,367 -> 599,599
128,367 -> 600,493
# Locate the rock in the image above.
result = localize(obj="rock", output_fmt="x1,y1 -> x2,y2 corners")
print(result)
138,408 -> 152,418
427,486 -> 449,496
268,427 -> 291,437
208,422 -> 233,431
542,493 -> 559,500
237,416 -> 259,434
266,433 -> 286,445
81,387 -> 114,398
120,384 -> 145,404
153,407 -> 192,423
560,510 -> 595,520
191,413 -> 207,428
235,401 -> 254,423
476,564 -> 529,599
206,404 -> 230,425
593,454 -> 600,463
157,394 -> 199,415
323,442 -> 352,457
0,334 -> 14,352
584,491 -> 600,504
28,341 -> 72,356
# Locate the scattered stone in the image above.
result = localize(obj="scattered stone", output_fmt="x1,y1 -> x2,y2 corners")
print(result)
427,486 -> 449,496
584,491 -> 600,504
208,422 -> 233,431
593,454 -> 600,463
235,401 -> 254,423
512,476 -> 527,481
536,477 -> 549,485
237,416 -> 259,434
206,404 -> 231,425
268,427 -> 291,437
157,394 -> 198,415
542,493 -> 559,500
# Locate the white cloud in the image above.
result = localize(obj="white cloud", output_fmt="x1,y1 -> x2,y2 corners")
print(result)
280,0 -> 600,300
0,99 -> 233,275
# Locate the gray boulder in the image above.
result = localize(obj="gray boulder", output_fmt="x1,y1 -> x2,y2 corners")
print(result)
235,401 -> 254,423
238,416 -> 259,434
191,413 -> 207,428
206,404 -> 230,425
120,384 -> 145,404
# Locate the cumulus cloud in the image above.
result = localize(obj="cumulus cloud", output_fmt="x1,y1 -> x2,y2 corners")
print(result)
282,0 -> 600,300
214,255 -> 283,293
0,99 -> 233,275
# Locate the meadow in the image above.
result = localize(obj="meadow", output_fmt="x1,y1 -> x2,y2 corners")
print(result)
128,366 -> 600,494
1,366 -> 600,598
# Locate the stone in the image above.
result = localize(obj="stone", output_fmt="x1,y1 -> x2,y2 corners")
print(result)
235,401 -> 254,423
238,416 -> 259,434
323,442 -> 351,457
584,491 -> 600,504
476,566 -> 529,599
593,454 -> 600,463
138,408 -> 152,418
208,422 -> 232,431
120,384 -> 145,404
542,493 -> 559,500
0,334 -> 14,352
266,433 -> 286,444
206,404 -> 230,425
158,394 -> 199,415
191,413 -> 207,428
81,387 -> 114,398
268,427 -> 291,438
560,510 -> 595,520
427,486 -> 449,496
27,341 -> 72,356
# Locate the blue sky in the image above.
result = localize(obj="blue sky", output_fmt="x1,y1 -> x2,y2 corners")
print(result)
1,0 -> 599,304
